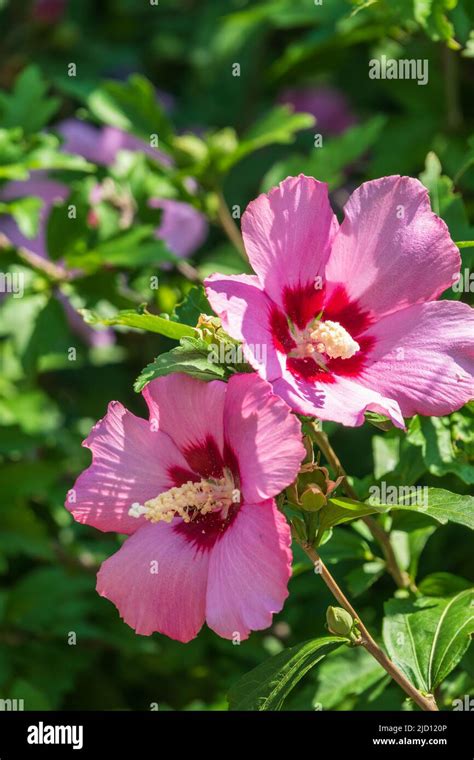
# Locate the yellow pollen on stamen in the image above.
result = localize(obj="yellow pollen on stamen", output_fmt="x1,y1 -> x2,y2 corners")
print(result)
309,320 -> 360,360
128,473 -> 239,525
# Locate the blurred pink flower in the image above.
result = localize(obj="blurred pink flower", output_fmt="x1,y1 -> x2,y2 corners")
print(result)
0,175 -> 68,259
66,373 -> 305,641
149,197 -> 208,258
279,85 -> 357,135
206,174 -> 474,427
57,118 -> 172,168
0,175 -> 113,348
58,118 -> 208,257
0,114 -> 207,262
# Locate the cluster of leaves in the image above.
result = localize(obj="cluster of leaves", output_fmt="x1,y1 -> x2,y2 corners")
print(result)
0,0 -> 473,712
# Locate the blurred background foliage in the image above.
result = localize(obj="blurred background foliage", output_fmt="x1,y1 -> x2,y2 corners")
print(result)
0,0 -> 473,711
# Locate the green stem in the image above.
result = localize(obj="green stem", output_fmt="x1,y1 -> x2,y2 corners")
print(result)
309,424 -> 413,591
0,235 -> 69,282
296,540 -> 438,712
443,46 -> 462,132
215,189 -> 248,261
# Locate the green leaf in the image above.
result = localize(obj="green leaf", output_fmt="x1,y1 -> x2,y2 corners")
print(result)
365,411 -> 395,432
134,336 -> 227,392
352,0 -> 459,47
351,0 -> 380,15
6,567 -> 94,635
0,294 -> 73,373
407,414 -> 474,485
227,637 -> 345,710
319,528 -> 374,564
0,129 -> 94,181
198,243 -> 252,278
415,0 -> 460,47
262,116 -> 386,191
0,500 -> 53,561
65,226 -> 178,272
346,559 -> 386,597
388,488 -> 474,530
318,496 -> 386,535
225,105 -> 314,169
383,589 -> 474,692
369,433 -> 427,492
8,679 -> 51,710
198,106 -> 315,179
0,196 -> 43,238
0,389 -> 60,435
0,66 -> 59,133
418,573 -> 472,597
82,306 -> 196,341
420,152 -> 474,243
313,646 -> 385,709
172,286 -> 212,327
321,488 -> 473,551
45,180 -> 89,261
453,135 -> 474,185
390,515 -> 437,580
86,75 -> 173,149
0,461 -> 58,503
373,435 -> 400,479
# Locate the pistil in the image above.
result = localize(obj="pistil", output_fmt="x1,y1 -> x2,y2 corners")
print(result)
128,470 -> 240,524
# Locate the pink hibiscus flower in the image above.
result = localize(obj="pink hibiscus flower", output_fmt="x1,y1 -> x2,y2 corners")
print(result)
66,373 -> 305,641
206,175 -> 474,427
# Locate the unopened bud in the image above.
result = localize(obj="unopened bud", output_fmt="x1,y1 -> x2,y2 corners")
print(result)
300,485 -> 326,512
326,606 -> 354,637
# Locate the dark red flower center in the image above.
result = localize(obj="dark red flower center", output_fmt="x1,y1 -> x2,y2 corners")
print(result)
270,282 -> 375,382
169,437 -> 242,550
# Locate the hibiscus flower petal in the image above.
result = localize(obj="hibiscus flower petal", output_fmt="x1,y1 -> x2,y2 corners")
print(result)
143,375 -> 227,478
150,197 -> 208,258
68,401 -> 188,534
224,373 -> 305,502
272,371 -> 405,429
358,300 -> 474,417
97,521 -> 209,641
205,500 -> 292,640
241,174 -> 338,310
325,176 -> 460,319
205,273 -> 284,381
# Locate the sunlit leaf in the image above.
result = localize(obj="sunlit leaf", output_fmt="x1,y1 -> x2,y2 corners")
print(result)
228,637 -> 345,710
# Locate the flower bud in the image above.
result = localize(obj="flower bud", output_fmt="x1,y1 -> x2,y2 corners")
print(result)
286,463 -> 343,513
300,485 -> 326,512
326,606 -> 354,637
